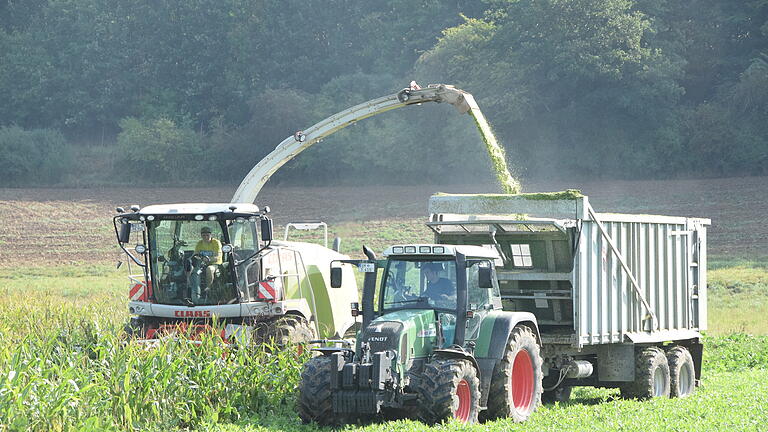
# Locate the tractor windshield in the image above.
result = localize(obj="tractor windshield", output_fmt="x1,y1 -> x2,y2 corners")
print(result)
382,259 -> 457,310
148,220 -> 238,306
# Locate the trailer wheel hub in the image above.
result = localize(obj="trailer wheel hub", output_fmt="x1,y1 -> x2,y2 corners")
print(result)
512,350 -> 534,413
454,379 -> 471,422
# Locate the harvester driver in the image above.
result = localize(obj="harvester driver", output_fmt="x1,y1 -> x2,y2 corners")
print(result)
422,263 -> 455,307
195,226 -> 222,287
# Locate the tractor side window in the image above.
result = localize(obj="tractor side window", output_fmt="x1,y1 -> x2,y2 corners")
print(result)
467,261 -> 493,309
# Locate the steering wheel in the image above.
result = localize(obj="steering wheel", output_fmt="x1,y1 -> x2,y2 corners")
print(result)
388,271 -> 413,302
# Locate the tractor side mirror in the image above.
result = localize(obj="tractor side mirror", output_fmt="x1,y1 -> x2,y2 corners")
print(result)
260,217 -> 274,242
118,222 -> 131,244
330,266 -> 343,288
478,266 -> 493,289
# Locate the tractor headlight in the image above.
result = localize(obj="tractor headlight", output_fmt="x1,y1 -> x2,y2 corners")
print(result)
419,246 -> 431,253
147,215 -> 155,221
392,246 -> 404,254
404,246 -> 416,254
135,244 -> 147,254
433,246 -> 445,254
221,244 -> 233,253
208,215 -> 218,221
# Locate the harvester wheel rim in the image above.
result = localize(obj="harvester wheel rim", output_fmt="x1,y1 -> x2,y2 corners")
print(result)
454,379 -> 471,422
653,367 -> 666,397
512,349 -> 534,413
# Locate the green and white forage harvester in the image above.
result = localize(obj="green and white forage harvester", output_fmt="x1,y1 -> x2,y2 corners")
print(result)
298,192 -> 710,425
113,203 -> 359,344
112,83 -> 493,346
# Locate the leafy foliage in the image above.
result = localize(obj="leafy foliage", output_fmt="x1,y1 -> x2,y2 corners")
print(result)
0,0 -> 766,184
0,126 -> 72,185
116,117 -> 203,182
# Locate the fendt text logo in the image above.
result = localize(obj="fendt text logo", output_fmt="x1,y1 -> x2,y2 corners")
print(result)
174,310 -> 212,318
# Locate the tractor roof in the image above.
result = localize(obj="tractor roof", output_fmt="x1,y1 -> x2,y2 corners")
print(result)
383,244 -> 500,260
138,203 -> 262,215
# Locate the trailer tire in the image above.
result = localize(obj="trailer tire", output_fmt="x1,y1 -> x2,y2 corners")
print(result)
417,358 -> 480,424
483,325 -> 543,422
542,386 -> 572,404
667,346 -> 696,398
297,356 -> 344,425
253,315 -> 316,347
620,346 -> 670,399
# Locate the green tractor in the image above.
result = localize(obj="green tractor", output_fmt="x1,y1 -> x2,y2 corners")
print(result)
298,244 -> 544,425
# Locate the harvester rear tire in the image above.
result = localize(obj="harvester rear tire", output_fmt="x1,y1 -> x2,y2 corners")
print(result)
253,315 -> 316,348
620,346 -> 670,399
667,346 -> 696,398
483,325 -> 543,422
417,358 -> 480,424
298,355 -> 344,426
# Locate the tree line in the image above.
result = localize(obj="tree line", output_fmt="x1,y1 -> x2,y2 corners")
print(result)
0,0 -> 765,186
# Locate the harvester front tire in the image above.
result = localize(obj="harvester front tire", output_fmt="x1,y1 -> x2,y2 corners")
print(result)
667,346 -> 696,398
620,346 -> 670,399
417,358 -> 480,424
298,356 -> 343,426
483,325 -> 543,422
253,315 -> 316,347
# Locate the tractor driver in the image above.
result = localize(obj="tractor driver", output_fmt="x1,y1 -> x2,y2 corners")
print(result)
195,226 -> 222,287
422,263 -> 455,307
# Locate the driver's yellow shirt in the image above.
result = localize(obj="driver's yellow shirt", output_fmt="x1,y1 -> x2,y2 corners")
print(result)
195,238 -> 222,264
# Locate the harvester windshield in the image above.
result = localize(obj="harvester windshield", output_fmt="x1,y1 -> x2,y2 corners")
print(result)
147,218 -> 260,306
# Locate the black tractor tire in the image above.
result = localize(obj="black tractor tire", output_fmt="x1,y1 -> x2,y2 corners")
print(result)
297,355 -> 345,426
253,314 -> 316,347
620,346 -> 670,399
417,357 -> 480,424
667,346 -> 696,398
542,386 -> 572,404
483,325 -> 543,422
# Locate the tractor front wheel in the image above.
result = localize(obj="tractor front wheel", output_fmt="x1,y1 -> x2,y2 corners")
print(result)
483,325 -> 543,422
417,358 -> 480,424
297,356 -> 345,426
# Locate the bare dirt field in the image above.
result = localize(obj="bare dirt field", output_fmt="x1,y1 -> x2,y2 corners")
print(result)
0,176 -> 764,266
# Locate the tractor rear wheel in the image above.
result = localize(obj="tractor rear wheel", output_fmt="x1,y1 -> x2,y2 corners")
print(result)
483,325 -> 543,422
297,355 -> 344,425
253,315 -> 316,347
667,346 -> 696,398
417,358 -> 480,424
620,346 -> 670,399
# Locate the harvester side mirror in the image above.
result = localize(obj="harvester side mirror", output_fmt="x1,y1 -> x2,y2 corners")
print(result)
118,222 -> 131,244
330,267 -> 343,288
260,218 -> 274,242
478,266 -> 493,289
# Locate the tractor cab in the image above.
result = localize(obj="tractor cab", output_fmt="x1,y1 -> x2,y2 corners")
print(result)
374,245 -> 503,349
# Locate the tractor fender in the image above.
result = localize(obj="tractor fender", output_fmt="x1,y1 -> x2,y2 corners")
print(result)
432,348 -> 480,372
474,310 -> 540,361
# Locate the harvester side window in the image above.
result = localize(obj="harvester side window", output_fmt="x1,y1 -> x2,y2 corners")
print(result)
511,244 -> 533,267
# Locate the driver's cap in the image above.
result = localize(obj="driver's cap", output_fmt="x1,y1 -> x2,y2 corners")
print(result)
201,226 -> 212,234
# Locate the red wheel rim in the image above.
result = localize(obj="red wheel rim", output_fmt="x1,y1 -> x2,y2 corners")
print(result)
454,379 -> 471,422
511,350 -> 534,413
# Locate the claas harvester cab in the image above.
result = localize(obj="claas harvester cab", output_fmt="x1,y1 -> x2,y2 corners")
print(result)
114,203 -> 359,345
298,244 -> 544,425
